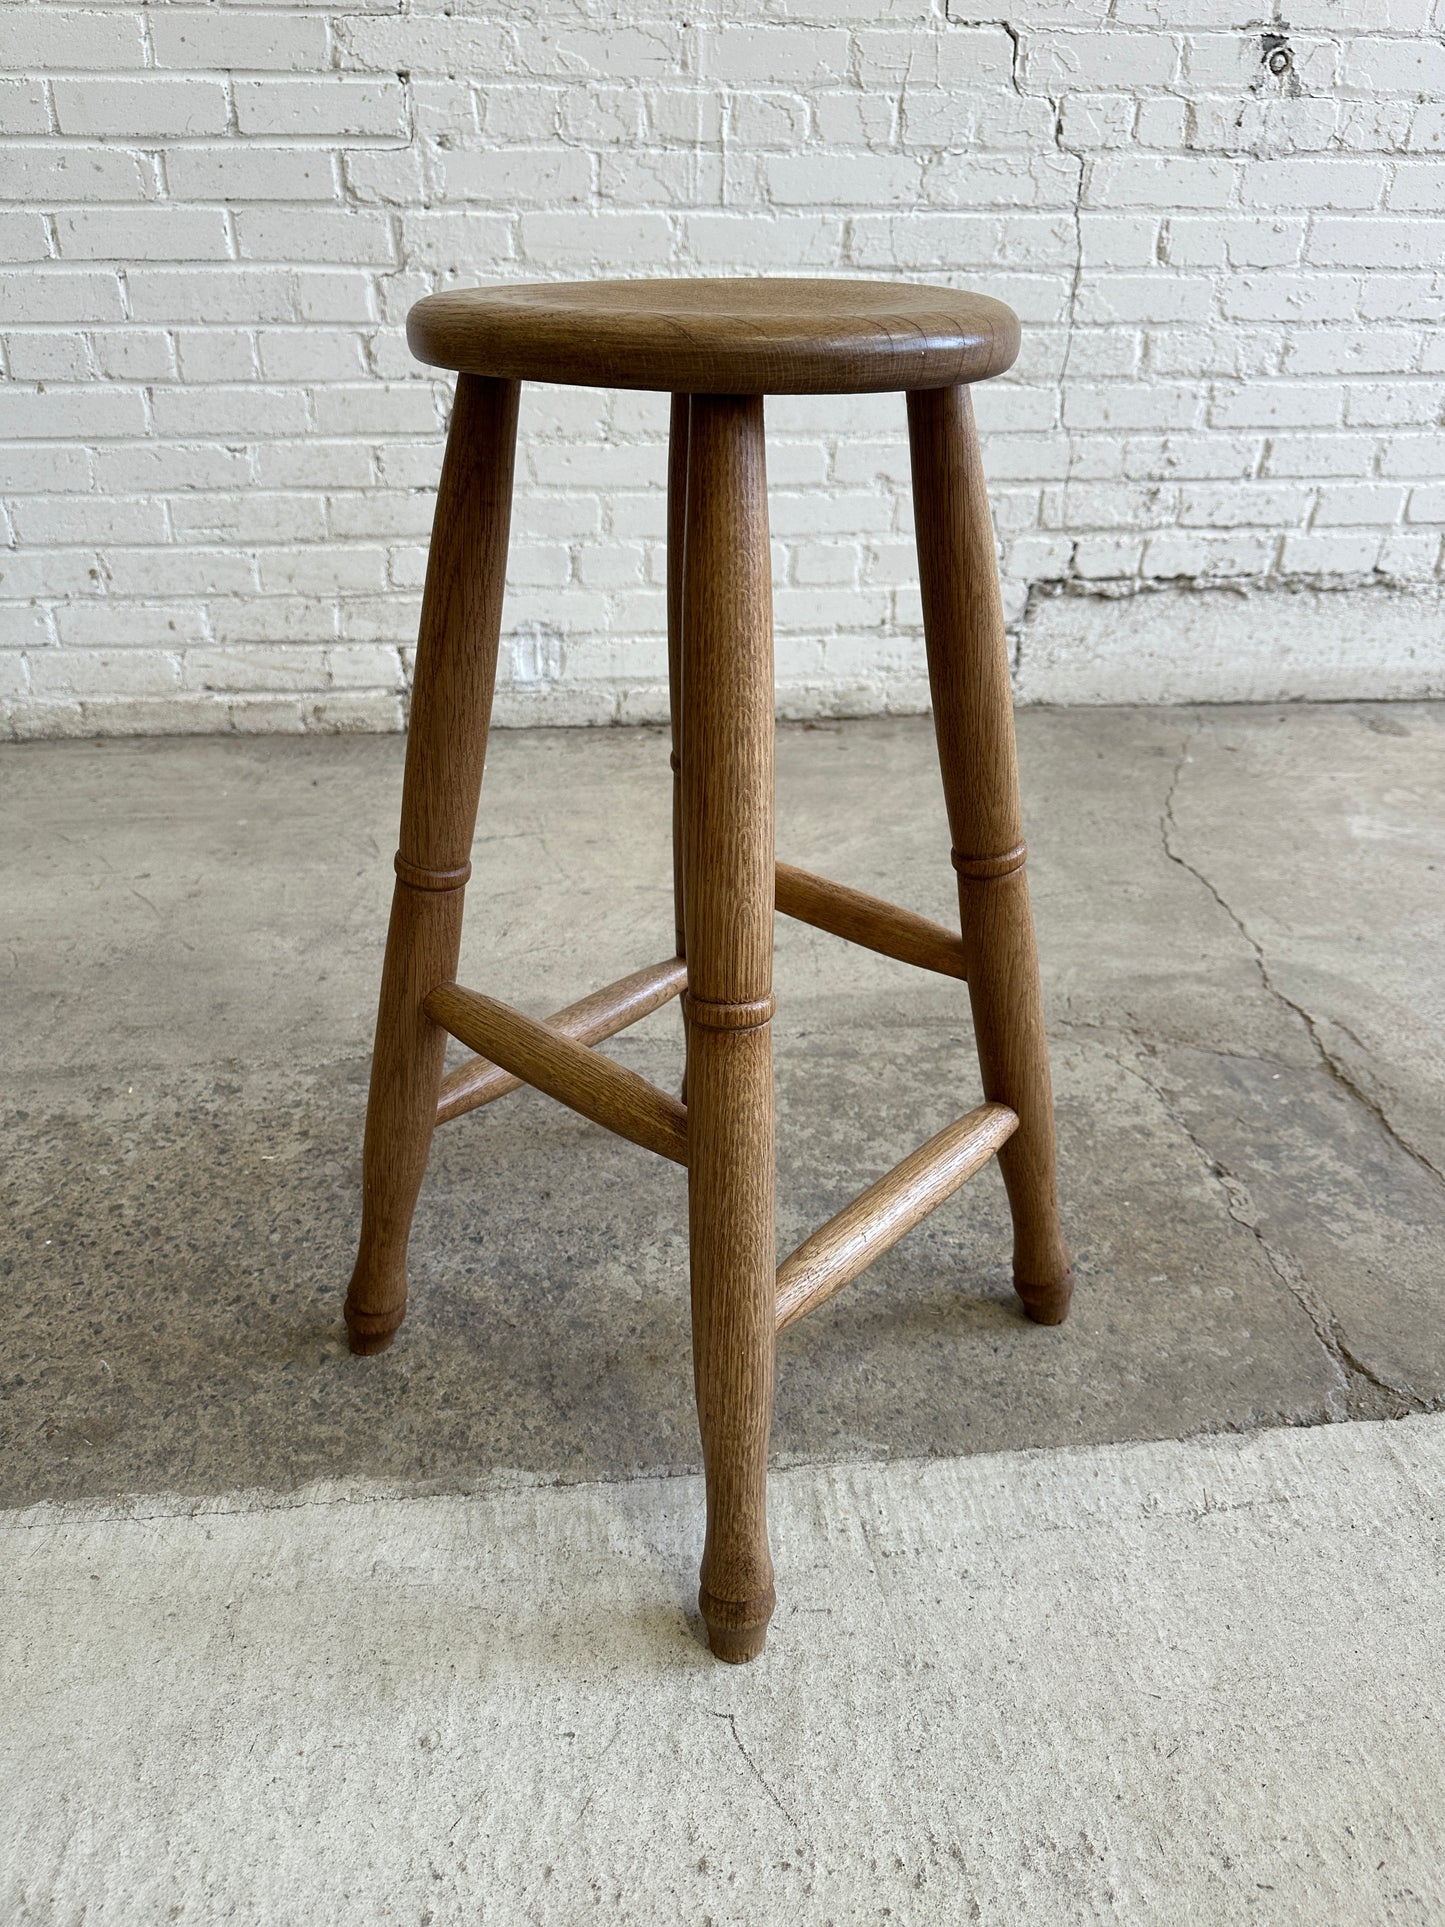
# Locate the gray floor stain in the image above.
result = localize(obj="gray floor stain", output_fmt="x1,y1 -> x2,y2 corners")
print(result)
3,705 -> 1441,1504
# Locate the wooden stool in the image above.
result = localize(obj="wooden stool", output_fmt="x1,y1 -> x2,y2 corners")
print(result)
341,279 -> 1072,1663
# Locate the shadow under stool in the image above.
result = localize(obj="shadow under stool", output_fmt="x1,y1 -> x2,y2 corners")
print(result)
340,278 -> 1073,1662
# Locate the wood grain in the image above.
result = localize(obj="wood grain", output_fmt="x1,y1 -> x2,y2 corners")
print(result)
774,1103 -> 1019,1334
667,393 -> 691,1106
342,280 -> 1069,1662
434,955 -> 687,1125
408,278 -> 1020,396
908,383 -> 1072,1325
343,375 -> 519,1356
681,392 -> 778,1664
425,982 -> 690,1166
775,860 -> 968,980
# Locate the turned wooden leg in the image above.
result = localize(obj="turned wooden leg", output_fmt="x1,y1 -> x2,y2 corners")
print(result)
682,393 -> 778,1662
667,393 -> 690,1103
908,384 -> 1072,1325
343,375 -> 520,1354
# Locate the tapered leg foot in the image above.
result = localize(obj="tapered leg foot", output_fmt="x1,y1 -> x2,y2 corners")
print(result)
1016,1267 -> 1074,1325
909,382 -> 1072,1329
344,1294 -> 407,1354
700,1584 -> 776,1664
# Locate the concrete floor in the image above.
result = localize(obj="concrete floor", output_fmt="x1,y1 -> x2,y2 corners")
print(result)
4,705 -> 1443,1504
4,703 -> 1444,1919
7,1418 -> 1444,1924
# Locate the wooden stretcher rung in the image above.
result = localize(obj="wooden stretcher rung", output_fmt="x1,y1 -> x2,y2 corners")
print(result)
774,1102 -> 1018,1334
435,955 -> 687,1125
424,982 -> 689,1166
775,861 -> 967,981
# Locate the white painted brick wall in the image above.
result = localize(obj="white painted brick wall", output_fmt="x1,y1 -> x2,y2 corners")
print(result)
3,0 -> 1445,737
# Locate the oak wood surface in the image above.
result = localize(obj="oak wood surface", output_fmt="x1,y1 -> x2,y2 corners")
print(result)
434,955 -> 687,1125
343,374 -> 518,1356
667,394 -> 691,1104
774,860 -> 968,981
341,281 -> 1072,1661
908,383 -> 1072,1325
774,1102 -> 1019,1335
408,278 -> 1020,395
425,982 -> 690,1166
680,392 -> 779,1663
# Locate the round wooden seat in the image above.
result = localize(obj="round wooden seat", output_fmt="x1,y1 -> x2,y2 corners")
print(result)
406,277 -> 1019,395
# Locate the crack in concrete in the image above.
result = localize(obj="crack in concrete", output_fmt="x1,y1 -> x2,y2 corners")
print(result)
1161,721 -> 1445,1191
1053,1008 -> 1299,1076
1210,1165 -> 1430,1419
1151,722 -> 1436,1418
1097,1035 -> 1429,1422
708,1710 -> 801,1835
1301,1011 -> 1445,1191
